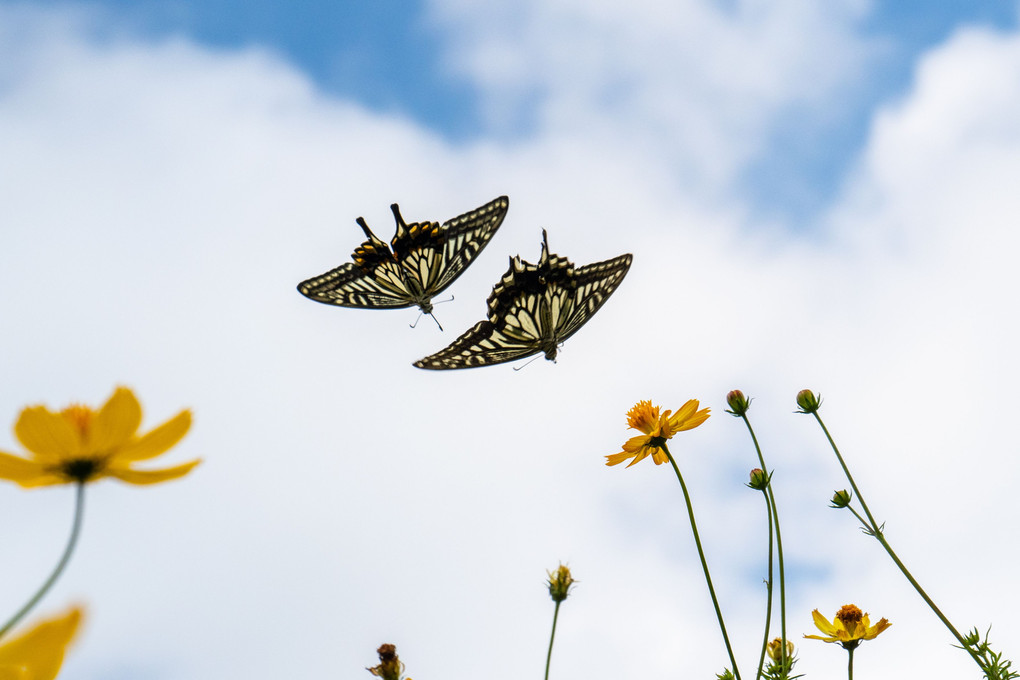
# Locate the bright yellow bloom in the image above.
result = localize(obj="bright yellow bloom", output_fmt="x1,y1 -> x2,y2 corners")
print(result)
0,606 -> 83,680
0,387 -> 200,487
804,604 -> 891,650
605,399 -> 710,467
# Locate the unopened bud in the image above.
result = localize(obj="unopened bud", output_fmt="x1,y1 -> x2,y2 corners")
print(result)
725,390 -> 750,416
796,389 -> 821,413
830,489 -> 852,508
767,637 -> 795,662
747,468 -> 770,491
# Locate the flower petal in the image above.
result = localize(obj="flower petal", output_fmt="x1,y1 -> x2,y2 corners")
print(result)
89,387 -> 142,453
105,459 -> 202,485
0,452 -> 54,487
604,452 -> 634,466
13,407 -> 78,461
114,410 -> 191,463
810,609 -> 840,637
670,399 -> 711,431
0,606 -> 83,680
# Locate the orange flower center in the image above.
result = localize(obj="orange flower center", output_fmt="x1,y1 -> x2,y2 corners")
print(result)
836,604 -> 864,627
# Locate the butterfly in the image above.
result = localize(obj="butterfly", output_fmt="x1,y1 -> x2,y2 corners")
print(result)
413,229 -> 632,369
297,196 -> 509,328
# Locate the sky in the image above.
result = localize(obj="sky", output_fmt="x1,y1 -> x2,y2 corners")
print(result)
1,1 -> 1019,679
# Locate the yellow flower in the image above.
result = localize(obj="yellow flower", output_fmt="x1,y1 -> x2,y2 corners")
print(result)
605,399 -> 710,467
0,387 -> 200,487
546,564 -> 576,603
804,604 -> 891,650
0,606 -> 83,680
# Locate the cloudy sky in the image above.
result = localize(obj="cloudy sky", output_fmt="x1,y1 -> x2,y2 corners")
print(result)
1,1 -> 1019,678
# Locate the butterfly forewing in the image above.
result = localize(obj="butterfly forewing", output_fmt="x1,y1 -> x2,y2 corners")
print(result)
297,196 -> 508,315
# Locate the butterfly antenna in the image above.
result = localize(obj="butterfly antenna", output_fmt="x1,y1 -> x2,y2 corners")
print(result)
540,229 -> 550,264
512,355 -> 543,372
428,313 -> 444,332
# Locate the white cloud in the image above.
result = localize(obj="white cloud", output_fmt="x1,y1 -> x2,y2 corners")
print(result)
1,4 -> 1019,680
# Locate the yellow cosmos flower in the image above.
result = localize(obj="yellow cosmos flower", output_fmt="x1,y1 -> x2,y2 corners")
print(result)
0,387 -> 200,487
0,606 -> 83,680
805,604 -> 891,650
605,399 -> 710,467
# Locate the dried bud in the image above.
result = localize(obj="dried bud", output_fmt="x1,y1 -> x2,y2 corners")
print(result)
796,389 -> 821,413
830,489 -> 852,508
546,563 -> 576,603
367,644 -> 406,680
747,468 -> 770,491
725,390 -> 750,416
767,637 -> 795,662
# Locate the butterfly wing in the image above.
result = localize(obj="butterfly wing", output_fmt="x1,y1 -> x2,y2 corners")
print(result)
553,253 -> 633,342
297,236 -> 419,308
413,320 -> 541,369
432,195 -> 509,292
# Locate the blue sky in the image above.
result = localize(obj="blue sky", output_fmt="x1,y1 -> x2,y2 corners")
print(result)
13,0 -> 1018,221
2,2 -> 1020,679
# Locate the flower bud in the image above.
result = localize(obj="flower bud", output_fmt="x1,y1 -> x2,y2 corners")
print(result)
546,564 -> 576,603
830,489 -> 852,508
725,390 -> 750,416
767,637 -> 795,662
747,468 -> 770,491
796,389 -> 821,413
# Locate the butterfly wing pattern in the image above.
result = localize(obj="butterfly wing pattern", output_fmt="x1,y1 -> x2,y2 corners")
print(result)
413,230 -> 632,369
297,196 -> 509,317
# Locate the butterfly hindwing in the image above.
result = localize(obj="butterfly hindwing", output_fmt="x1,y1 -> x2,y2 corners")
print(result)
414,230 -> 632,369
297,196 -> 509,315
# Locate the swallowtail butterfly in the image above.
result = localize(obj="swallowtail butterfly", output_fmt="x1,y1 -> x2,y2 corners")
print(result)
413,230 -> 632,369
297,197 -> 509,326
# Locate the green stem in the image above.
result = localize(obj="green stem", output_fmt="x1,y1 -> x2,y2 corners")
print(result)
847,645 -> 854,680
0,482 -> 86,640
814,414 -> 982,668
742,414 -> 788,671
544,600 -> 561,680
662,443 -> 741,680
755,490 -> 774,680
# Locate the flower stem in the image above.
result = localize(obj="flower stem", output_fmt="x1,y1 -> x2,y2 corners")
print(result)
847,645 -> 854,680
0,482 -> 86,640
755,491 -> 774,680
740,414 -> 788,673
813,413 -> 982,668
544,600 -> 561,680
662,443 -> 741,680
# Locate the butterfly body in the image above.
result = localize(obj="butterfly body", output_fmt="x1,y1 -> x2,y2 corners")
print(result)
414,230 -> 632,369
298,196 -> 509,318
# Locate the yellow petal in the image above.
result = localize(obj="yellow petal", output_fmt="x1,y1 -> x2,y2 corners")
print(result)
13,407 -> 78,461
810,609 -> 840,637
0,667 -> 28,680
115,410 -> 191,463
105,459 -> 201,485
671,399 -> 711,431
605,452 -> 634,466
621,434 -> 652,453
89,387 -> 142,453
0,606 -> 83,680
0,452 -> 51,485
